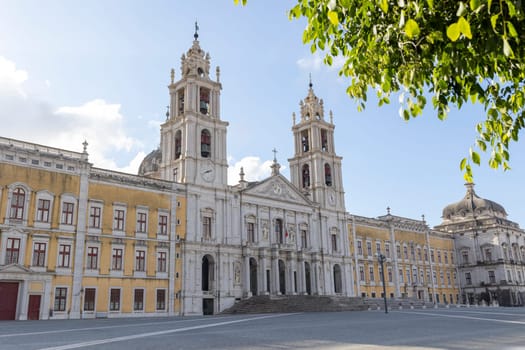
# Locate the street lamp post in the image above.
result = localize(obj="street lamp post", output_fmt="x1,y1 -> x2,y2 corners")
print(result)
378,253 -> 388,314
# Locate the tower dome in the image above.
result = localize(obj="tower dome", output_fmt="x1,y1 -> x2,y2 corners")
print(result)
138,148 -> 162,177
441,183 -> 507,223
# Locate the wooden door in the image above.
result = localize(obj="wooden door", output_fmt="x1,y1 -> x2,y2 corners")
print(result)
28,295 -> 41,320
0,282 -> 19,320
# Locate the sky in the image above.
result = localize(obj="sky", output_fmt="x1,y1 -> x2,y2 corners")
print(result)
0,0 -> 523,227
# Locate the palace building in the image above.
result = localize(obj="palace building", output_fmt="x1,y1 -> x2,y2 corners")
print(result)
0,32 -> 523,320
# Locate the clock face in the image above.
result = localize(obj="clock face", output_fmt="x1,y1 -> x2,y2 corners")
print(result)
201,164 -> 214,182
272,182 -> 282,195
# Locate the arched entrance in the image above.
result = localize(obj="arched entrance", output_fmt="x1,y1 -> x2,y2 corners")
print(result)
249,257 -> 258,296
202,255 -> 215,315
333,264 -> 342,294
278,259 -> 286,295
304,262 -> 312,295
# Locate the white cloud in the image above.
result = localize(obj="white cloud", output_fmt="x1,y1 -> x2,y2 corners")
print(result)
296,52 -> 345,72
0,56 -> 145,174
228,156 -> 273,185
0,56 -> 28,97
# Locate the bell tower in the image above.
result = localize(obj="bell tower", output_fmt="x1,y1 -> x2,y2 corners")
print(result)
288,81 -> 345,210
158,24 -> 228,188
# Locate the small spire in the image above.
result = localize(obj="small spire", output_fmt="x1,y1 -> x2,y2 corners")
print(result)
329,110 -> 333,124
421,214 -> 426,224
309,73 -> 313,88
272,148 -> 278,163
82,140 -> 88,154
165,106 -> 170,120
271,148 -> 280,175
216,66 -> 220,83
170,68 -> 175,84
240,167 -> 245,181
386,206 -> 391,215
194,21 -> 199,40
292,112 -> 296,126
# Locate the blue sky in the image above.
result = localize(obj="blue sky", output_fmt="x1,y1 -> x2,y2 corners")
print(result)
0,0 -> 523,227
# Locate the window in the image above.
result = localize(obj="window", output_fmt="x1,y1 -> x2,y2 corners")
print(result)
32,242 -> 46,267
417,247 -> 422,261
320,129 -> 328,151
137,212 -> 147,233
444,252 -> 449,264
61,202 -> 75,225
5,238 -> 20,264
58,244 -> 71,268
447,272 -> 451,285
406,268 -> 411,284
112,248 -> 123,270
89,206 -> 101,228
359,265 -> 365,281
331,234 -> 338,252
177,88 -> 184,115
507,270 -> 512,282
431,250 -> 435,263
396,245 -> 401,258
424,248 -> 428,261
324,163 -> 332,186
301,130 -> 309,152
369,266 -> 375,282
136,250 -> 146,272
275,219 -> 283,244
134,289 -> 144,311
485,248 -> 492,261
357,240 -> 363,255
450,253 -> 454,264
156,289 -> 166,310
54,287 -> 67,311
301,230 -> 307,249
410,245 -> 415,260
385,243 -> 390,258
201,129 -> 211,158
388,267 -> 393,282
465,272 -> 472,285
376,242 -> 381,255
403,246 -> 408,259
174,130 -> 182,159
247,222 -> 255,243
367,241 -> 372,256
87,247 -> 98,269
84,288 -> 96,311
399,269 -> 404,283
462,251 -> 469,264
158,214 -> 168,235
158,251 -> 167,272
203,216 -> 212,240
437,251 -> 442,263
440,271 -> 444,285
413,268 -> 418,284
114,209 -> 125,231
199,87 -> 210,115
36,199 -> 51,222
301,164 -> 310,188
9,187 -> 25,220
110,289 -> 120,311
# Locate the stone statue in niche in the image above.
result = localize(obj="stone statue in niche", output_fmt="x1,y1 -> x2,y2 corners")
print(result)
234,262 -> 241,285
262,222 -> 269,240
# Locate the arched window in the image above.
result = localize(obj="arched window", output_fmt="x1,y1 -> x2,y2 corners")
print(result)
200,87 -> 210,114
333,264 -> 342,293
324,163 -> 332,186
202,255 -> 214,291
321,129 -> 328,151
301,130 -> 309,152
275,218 -> 283,244
174,130 -> 182,159
302,164 -> 310,188
201,129 -> 211,158
10,188 -> 25,220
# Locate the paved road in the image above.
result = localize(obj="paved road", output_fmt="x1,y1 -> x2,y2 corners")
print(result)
1,307 -> 525,349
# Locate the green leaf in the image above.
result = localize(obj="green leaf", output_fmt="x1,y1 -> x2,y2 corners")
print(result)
506,21 -> 518,38
490,14 -> 499,30
458,17 -> 472,39
460,157 -> 467,170
327,11 -> 339,25
447,23 -> 460,41
503,37 -> 514,57
405,19 -> 420,38
456,2 -> 467,17
469,0 -> 481,11
471,150 -> 481,165
380,0 -> 389,13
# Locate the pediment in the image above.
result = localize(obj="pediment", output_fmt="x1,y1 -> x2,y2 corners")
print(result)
0,263 -> 33,273
242,174 -> 312,206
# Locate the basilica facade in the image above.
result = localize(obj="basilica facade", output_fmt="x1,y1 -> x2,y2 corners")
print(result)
0,33 -> 523,320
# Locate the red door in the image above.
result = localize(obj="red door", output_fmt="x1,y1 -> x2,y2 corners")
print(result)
0,282 -> 19,320
28,295 -> 41,320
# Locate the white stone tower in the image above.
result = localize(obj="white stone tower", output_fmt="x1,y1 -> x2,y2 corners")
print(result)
158,25 -> 228,188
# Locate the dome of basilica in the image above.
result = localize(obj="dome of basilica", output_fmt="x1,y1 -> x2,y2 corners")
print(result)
138,148 -> 162,176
